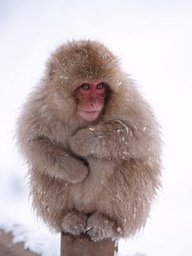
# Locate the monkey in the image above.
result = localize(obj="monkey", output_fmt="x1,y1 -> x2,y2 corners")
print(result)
16,40 -> 162,242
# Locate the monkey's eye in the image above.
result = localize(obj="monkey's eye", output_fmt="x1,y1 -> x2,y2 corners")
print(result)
81,83 -> 90,90
96,83 -> 105,90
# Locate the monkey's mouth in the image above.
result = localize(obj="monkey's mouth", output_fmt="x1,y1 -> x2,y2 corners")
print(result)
79,110 -> 101,122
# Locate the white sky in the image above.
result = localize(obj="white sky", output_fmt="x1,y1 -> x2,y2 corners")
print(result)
0,1 -> 192,255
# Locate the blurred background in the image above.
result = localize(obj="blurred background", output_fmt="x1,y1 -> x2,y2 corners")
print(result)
0,0 -> 192,255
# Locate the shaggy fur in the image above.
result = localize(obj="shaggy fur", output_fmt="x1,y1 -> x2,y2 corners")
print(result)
16,40 -> 162,241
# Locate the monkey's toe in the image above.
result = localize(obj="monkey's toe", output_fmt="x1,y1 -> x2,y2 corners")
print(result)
86,212 -> 115,241
61,211 -> 87,236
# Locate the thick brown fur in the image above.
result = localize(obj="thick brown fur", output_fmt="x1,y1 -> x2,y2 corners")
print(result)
16,40 -> 162,241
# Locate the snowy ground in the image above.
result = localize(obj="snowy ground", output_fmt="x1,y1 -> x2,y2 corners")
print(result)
0,1 -> 192,255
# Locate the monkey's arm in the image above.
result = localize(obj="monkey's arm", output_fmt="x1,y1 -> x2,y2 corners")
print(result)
23,136 -> 89,183
69,120 -> 151,160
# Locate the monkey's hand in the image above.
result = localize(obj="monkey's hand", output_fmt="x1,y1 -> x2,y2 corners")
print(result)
69,120 -> 133,160
69,127 -> 100,158
55,153 -> 89,184
27,137 -> 89,184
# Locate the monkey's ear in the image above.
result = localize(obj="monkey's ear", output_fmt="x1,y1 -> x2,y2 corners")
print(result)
48,62 -> 57,80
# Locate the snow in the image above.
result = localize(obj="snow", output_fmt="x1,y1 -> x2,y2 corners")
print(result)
0,217 -> 60,256
1,0 -> 192,255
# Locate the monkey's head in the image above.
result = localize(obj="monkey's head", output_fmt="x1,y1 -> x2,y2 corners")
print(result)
44,40 -> 125,123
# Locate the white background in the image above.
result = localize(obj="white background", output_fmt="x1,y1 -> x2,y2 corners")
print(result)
0,1 -> 192,255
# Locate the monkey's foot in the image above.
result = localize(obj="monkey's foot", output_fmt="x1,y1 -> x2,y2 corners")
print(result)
86,212 -> 121,242
61,211 -> 87,236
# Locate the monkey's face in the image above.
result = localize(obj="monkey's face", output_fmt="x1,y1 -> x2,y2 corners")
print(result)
75,82 -> 108,122
46,40 -> 122,123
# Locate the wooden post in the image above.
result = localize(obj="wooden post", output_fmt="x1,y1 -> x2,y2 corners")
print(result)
61,233 -> 118,256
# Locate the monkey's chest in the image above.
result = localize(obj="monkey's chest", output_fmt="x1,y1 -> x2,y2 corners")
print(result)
72,159 -> 114,214
72,177 -> 101,214
73,183 -> 100,214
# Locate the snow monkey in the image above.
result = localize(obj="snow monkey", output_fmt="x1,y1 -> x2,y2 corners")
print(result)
16,40 -> 162,242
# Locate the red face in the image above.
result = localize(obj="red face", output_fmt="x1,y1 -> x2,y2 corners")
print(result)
76,82 -> 107,122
